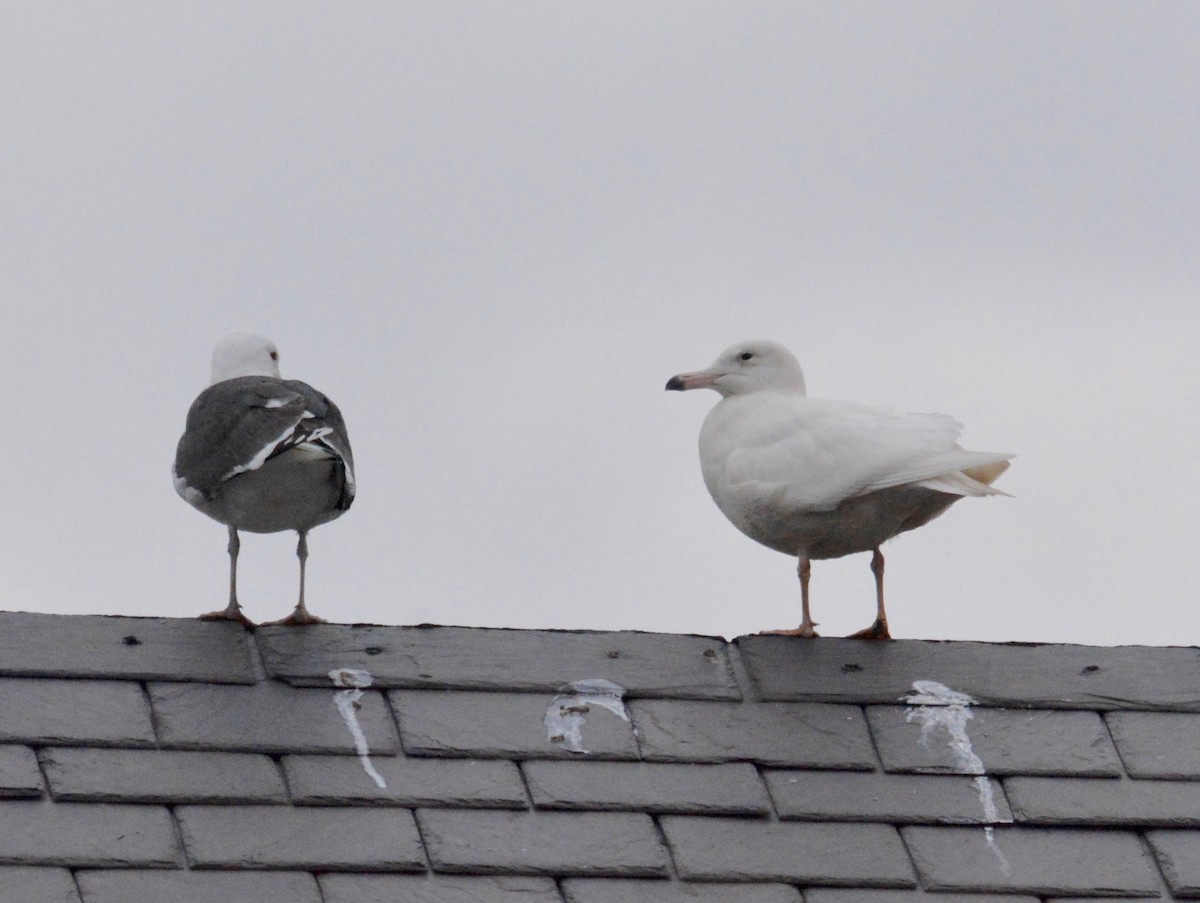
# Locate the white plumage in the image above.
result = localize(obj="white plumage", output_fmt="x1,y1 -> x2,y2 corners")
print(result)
667,339 -> 1011,639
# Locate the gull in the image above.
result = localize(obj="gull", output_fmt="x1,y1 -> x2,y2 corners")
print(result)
173,332 -> 355,626
666,340 -> 1011,639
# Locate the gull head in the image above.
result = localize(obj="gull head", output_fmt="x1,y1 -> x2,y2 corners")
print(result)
210,331 -> 282,384
666,339 -> 806,398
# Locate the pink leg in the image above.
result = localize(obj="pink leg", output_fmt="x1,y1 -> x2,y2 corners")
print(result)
849,547 -> 891,640
760,555 -> 819,637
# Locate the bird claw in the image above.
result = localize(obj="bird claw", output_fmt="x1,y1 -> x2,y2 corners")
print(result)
847,618 -> 891,640
260,608 -> 327,627
199,606 -> 257,628
759,625 -> 820,638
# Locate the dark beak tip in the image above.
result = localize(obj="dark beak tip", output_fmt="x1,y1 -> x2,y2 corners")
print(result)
665,376 -> 685,391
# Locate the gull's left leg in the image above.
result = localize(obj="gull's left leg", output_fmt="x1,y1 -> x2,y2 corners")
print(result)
262,530 -> 327,626
849,547 -> 891,639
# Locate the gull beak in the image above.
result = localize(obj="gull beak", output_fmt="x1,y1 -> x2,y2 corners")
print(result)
665,370 -> 718,391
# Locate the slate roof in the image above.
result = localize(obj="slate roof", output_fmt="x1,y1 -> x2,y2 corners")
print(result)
1,610 -> 1199,902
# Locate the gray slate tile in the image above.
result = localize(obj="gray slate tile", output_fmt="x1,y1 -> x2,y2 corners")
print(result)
42,747 -> 286,803
525,761 -> 770,815
0,745 -> 43,798
1106,712 -> 1200,778
259,624 -> 739,698
1147,830 -> 1200,896
320,874 -> 564,903
285,753 -> 527,807
418,809 -> 668,877
176,804 -> 424,870
631,700 -> 875,767
903,826 -> 1161,894
0,799 -> 177,866
75,869 -> 322,903
563,879 -> 802,902
0,613 -> 255,683
807,894 -> 1040,903
0,866 -> 79,903
1007,776 -> 1200,826
392,690 -> 638,759
766,770 -> 1013,823
150,680 -> 398,754
0,679 -> 154,746
737,636 -> 1200,709
660,817 -> 913,885
868,705 -> 1121,776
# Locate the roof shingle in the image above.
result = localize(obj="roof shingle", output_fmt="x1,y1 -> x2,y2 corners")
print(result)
0,611 -> 1197,899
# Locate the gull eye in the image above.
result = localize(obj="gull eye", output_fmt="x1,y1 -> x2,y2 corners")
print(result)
739,351 -> 754,362
270,351 -> 279,361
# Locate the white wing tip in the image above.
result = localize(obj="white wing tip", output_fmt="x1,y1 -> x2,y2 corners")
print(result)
918,459 -> 1013,497
172,470 -> 205,506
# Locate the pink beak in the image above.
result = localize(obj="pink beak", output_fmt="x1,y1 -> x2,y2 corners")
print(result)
665,370 -> 719,391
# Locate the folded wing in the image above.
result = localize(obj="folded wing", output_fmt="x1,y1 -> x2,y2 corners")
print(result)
715,396 -> 1011,511
173,376 -> 355,510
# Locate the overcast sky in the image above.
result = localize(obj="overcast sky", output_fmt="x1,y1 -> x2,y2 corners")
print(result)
3,2 -> 1197,646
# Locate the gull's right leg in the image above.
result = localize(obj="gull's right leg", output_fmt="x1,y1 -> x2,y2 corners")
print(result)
760,555 -> 819,637
200,525 -> 257,627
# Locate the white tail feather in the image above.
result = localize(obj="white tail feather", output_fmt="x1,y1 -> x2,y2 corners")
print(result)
918,460 -> 1012,497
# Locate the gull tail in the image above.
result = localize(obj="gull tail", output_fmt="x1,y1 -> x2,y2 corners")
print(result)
964,460 -> 1010,486
918,458 -> 1013,497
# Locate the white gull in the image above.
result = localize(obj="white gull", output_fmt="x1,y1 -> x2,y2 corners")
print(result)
172,332 -> 355,626
666,339 -> 1011,639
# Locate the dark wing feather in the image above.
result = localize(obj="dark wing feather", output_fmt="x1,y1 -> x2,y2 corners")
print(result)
173,376 -> 310,501
282,379 -> 355,511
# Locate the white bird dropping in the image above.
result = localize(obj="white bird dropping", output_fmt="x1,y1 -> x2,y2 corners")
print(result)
905,680 -> 1010,871
330,668 -> 387,789
543,679 -> 629,754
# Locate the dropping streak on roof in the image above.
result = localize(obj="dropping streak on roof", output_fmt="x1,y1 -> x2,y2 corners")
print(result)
0,611 -> 1198,902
